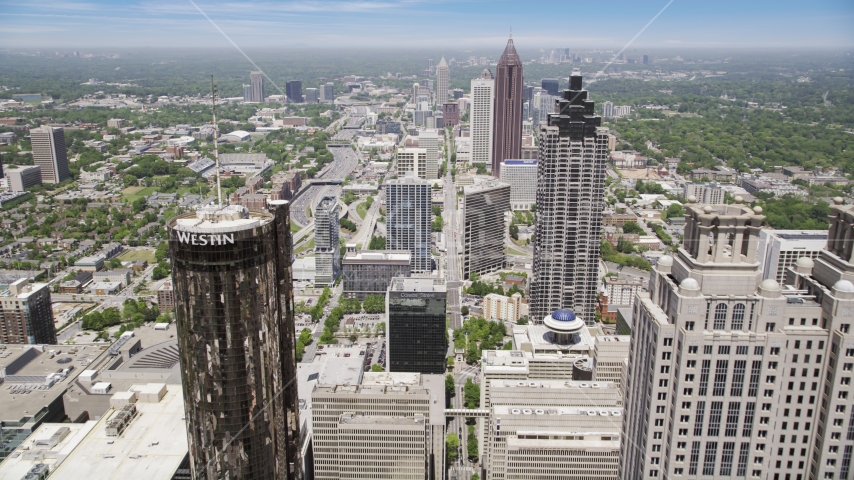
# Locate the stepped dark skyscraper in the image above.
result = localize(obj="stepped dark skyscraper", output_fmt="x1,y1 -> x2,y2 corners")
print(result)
530,74 -> 608,325
168,202 -> 300,479
491,34 -> 524,178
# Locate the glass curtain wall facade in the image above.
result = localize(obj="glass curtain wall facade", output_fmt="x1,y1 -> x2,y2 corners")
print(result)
386,277 -> 447,374
168,202 -> 300,480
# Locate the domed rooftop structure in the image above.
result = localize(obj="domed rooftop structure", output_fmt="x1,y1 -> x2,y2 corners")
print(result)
680,278 -> 700,290
759,279 -> 781,291
543,309 -> 585,342
796,257 -> 815,269
833,279 -> 854,293
657,255 -> 674,267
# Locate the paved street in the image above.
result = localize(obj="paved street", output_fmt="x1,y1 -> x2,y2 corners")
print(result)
291,146 -> 359,226
444,169 -> 462,329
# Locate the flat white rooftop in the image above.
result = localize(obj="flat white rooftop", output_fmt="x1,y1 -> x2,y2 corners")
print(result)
0,422 -> 98,478
172,205 -> 271,232
48,385 -> 188,480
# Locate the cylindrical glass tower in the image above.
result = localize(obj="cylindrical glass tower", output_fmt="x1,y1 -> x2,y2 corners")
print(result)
168,202 -> 300,479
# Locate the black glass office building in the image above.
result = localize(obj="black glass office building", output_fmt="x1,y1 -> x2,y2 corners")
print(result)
386,277 -> 447,374
168,202 -> 300,480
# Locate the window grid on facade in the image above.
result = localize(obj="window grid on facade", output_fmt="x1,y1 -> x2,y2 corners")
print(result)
694,401 -> 706,436
743,402 -> 756,437
737,442 -> 750,476
725,402 -> 741,437
714,304 -> 728,330
689,441 -> 701,475
732,360 -> 747,397
700,360 -> 711,396
708,401 -> 723,436
703,442 -> 718,476
732,303 -> 746,330
748,361 -> 761,397
713,360 -> 730,396
720,441 -> 736,476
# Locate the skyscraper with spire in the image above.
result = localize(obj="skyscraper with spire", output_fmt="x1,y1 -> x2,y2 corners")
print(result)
435,57 -> 449,106
492,34 -> 524,178
530,74 -> 608,325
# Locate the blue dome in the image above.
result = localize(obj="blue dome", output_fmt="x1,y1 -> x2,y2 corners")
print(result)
551,309 -> 577,322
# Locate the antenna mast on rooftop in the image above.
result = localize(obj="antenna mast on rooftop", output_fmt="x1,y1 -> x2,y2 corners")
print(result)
211,75 -> 223,206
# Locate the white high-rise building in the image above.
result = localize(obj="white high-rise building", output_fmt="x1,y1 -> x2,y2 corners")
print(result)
396,148 -> 429,180
435,57 -> 449,106
314,196 -> 340,285
756,229 -> 827,284
530,74 -> 609,325
471,70 -> 495,169
532,92 -> 556,127
311,372 -> 446,480
602,101 -> 614,117
386,173 -> 432,272
499,159 -> 537,211
483,293 -> 523,323
684,182 -> 725,205
620,199 -> 854,480
418,129 -> 439,179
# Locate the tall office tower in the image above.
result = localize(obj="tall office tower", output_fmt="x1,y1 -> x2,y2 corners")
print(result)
0,278 -> 56,345
530,74 -> 607,325
428,58 -> 435,68
396,148 -> 429,179
314,196 -> 341,286
286,80 -> 303,103
435,56 -> 449,106
320,82 -> 334,103
642,54 -> 649,65
531,92 -> 556,127
523,84 -> 534,102
412,82 -> 420,105
304,87 -> 318,104
462,179 -> 511,278
386,173 -> 432,272
29,126 -> 70,184
602,101 -> 615,118
168,203 -> 300,479
419,129 -> 439,179
684,182 -> 725,205
784,199 -> 854,480
756,229 -> 827,284
386,276 -> 447,374
471,69 -> 495,170
312,372 -> 446,480
243,84 -> 252,102
249,71 -> 264,102
618,200 -> 853,480
541,78 -> 559,96
492,35 -> 524,178
499,159 -> 537,211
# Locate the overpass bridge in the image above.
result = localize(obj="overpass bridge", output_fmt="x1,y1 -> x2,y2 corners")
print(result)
444,409 -> 489,418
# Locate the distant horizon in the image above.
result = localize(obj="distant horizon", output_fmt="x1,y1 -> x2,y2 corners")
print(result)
1,0 -> 852,50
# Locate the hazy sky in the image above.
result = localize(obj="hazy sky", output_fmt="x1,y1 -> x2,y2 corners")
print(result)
1,0 -> 853,50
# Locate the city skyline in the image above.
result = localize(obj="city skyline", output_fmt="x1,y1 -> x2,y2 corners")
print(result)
1,1 -> 852,49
